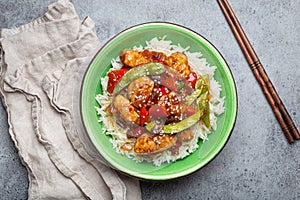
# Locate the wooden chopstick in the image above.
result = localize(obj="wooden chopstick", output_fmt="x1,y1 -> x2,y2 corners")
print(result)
217,0 -> 300,143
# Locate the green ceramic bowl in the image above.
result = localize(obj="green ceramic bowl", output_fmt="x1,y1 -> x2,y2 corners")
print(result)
81,22 -> 237,180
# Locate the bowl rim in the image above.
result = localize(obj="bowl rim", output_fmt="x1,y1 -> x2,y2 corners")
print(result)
80,21 -> 238,180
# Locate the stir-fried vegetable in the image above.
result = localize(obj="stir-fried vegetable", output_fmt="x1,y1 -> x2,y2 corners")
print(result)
197,91 -> 210,129
145,105 -> 206,134
108,49 -> 213,155
186,72 -> 198,88
140,106 -> 149,126
107,67 -> 129,93
113,62 -> 166,94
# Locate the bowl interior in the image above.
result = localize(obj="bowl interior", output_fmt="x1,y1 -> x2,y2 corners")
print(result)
81,22 -> 237,180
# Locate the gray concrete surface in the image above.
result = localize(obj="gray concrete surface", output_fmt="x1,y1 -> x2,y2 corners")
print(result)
0,0 -> 300,199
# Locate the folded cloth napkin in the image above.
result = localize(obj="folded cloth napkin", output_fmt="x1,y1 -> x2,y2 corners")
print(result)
0,0 -> 141,199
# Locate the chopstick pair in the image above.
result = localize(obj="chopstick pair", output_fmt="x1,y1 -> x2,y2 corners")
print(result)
217,0 -> 300,143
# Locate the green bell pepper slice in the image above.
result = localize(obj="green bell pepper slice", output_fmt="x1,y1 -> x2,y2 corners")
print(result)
145,105 -> 205,134
113,62 -> 166,94
186,86 -> 203,106
195,74 -> 210,94
186,75 -> 210,106
197,91 -> 210,129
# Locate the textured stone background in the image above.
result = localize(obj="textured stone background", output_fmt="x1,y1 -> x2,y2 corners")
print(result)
0,0 -> 300,199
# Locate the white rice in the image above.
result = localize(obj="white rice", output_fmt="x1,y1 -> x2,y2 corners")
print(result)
95,36 -> 225,166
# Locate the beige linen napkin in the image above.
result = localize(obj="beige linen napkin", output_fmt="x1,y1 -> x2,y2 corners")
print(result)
0,0 -> 141,199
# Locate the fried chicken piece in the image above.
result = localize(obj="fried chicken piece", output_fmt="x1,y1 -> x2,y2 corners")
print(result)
158,91 -> 183,117
134,133 -> 177,154
120,49 -> 150,67
113,94 -> 139,124
163,52 -> 191,78
127,76 -> 154,108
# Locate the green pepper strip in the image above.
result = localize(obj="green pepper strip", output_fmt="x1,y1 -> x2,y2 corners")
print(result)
145,106 -> 205,134
196,74 -> 210,94
113,62 -> 166,94
203,101 -> 210,129
185,75 -> 210,106
186,86 -> 203,106
195,75 -> 210,129
197,91 -> 210,129
163,107 -> 205,134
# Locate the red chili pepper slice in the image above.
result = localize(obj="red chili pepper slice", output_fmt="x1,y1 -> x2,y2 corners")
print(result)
160,86 -> 170,95
107,67 -> 129,93
186,72 -> 198,89
140,106 -> 149,126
